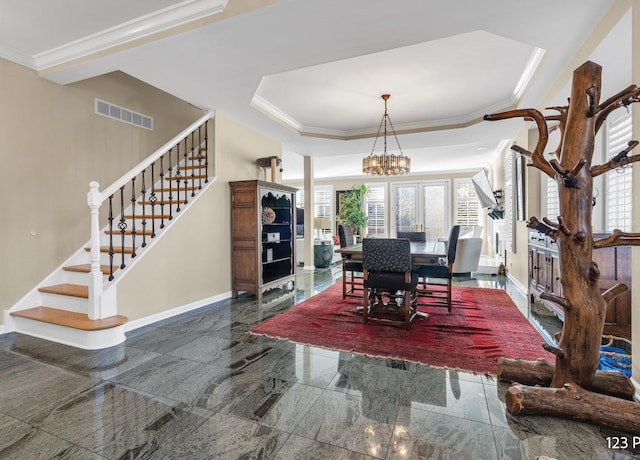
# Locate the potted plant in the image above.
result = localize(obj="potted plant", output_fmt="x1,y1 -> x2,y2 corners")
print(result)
339,184 -> 370,240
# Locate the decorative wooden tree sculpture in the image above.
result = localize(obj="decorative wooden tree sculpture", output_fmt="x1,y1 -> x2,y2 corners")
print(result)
485,61 -> 640,433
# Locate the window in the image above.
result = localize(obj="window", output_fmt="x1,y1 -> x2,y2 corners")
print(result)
390,181 -> 449,240
605,111 -> 632,232
544,178 -> 559,219
454,179 -> 480,226
504,150 -> 513,252
314,187 -> 332,219
365,184 -> 386,236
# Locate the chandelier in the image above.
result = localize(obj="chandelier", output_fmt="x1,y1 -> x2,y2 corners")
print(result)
362,94 -> 411,175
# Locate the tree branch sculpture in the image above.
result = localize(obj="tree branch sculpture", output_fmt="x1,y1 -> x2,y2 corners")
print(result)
485,61 -> 640,433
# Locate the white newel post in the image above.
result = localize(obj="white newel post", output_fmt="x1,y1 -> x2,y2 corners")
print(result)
87,181 -> 103,320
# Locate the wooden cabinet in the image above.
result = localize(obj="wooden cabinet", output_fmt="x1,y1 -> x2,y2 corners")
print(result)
528,230 -> 631,338
230,180 -> 297,299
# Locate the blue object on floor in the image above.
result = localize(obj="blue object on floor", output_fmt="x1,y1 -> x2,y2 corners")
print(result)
598,346 -> 632,377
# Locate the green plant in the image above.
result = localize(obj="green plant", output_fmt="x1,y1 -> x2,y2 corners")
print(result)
339,184 -> 370,238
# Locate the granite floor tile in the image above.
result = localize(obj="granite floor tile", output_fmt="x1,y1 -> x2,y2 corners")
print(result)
0,272 -> 634,458
495,411 -> 624,460
409,377 -> 490,424
0,359 -> 97,422
328,359 -> 449,411
112,353 -> 232,405
125,326 -> 205,354
149,307 -> 234,334
228,380 -> 324,432
192,368 -> 283,415
294,390 -> 397,458
233,345 -> 338,388
30,382 -> 207,459
167,334 -> 265,364
392,405 -> 498,459
275,434 -> 377,459
154,412 -> 290,460
65,346 -> 162,380
0,413 -> 102,459
0,349 -> 35,372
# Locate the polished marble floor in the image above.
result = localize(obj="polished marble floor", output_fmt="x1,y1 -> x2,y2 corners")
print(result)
0,267 -> 638,459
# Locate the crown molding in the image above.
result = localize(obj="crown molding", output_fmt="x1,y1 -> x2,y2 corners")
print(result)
32,0 -> 228,70
0,43 -> 36,68
253,91 -> 519,141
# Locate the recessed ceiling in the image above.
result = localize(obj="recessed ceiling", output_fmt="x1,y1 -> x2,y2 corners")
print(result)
0,0 -> 623,180
253,31 -> 542,138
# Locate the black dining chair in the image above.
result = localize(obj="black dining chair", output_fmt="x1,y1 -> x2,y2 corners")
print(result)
416,225 -> 461,312
396,231 -> 426,242
362,238 -> 419,329
338,224 -> 363,299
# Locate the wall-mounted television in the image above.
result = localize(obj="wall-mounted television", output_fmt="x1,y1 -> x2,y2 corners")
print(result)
471,170 -> 498,209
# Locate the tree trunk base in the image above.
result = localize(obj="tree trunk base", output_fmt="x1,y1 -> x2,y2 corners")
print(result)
507,383 -> 640,434
498,357 -> 635,400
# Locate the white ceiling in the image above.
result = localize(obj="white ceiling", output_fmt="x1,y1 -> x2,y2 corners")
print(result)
0,0 -> 626,181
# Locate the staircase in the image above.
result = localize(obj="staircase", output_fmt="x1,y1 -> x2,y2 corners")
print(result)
6,112 -> 214,350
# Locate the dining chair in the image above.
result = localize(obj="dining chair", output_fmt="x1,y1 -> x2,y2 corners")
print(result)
362,238 -> 419,329
396,231 -> 427,242
338,224 -> 363,299
416,225 -> 461,312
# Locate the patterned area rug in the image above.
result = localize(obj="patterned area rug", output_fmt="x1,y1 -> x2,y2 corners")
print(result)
250,283 -> 554,375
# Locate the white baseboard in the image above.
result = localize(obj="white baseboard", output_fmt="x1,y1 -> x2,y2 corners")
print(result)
507,273 -> 528,297
124,291 -> 232,333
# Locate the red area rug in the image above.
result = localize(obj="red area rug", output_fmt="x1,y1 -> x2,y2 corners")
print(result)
250,283 -> 553,375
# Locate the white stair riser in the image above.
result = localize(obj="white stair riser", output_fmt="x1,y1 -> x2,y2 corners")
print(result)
63,271 -> 93,285
12,317 -> 126,350
38,293 -> 88,313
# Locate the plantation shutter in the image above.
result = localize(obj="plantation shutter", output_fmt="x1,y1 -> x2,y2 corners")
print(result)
455,179 -> 480,226
366,185 -> 386,236
605,111 -> 632,232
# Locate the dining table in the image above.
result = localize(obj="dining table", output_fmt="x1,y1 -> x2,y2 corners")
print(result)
335,240 -> 446,264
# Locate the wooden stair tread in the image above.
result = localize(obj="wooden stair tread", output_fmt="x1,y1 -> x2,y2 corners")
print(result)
38,284 -> 88,298
63,264 -> 116,275
84,246 -> 136,254
11,307 -> 127,331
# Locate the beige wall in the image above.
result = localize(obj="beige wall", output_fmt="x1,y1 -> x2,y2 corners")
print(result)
0,57 -> 203,324
117,112 -> 282,321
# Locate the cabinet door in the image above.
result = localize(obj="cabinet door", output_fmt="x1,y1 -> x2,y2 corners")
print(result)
260,189 -> 294,284
534,250 -> 548,289
550,253 -> 562,295
528,247 -> 536,287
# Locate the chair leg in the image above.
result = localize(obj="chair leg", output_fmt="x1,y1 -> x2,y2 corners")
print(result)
363,287 -> 369,324
447,278 -> 452,312
403,290 -> 411,329
342,266 -> 347,299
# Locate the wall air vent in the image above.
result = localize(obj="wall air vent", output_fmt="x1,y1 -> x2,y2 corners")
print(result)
95,98 -> 153,131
